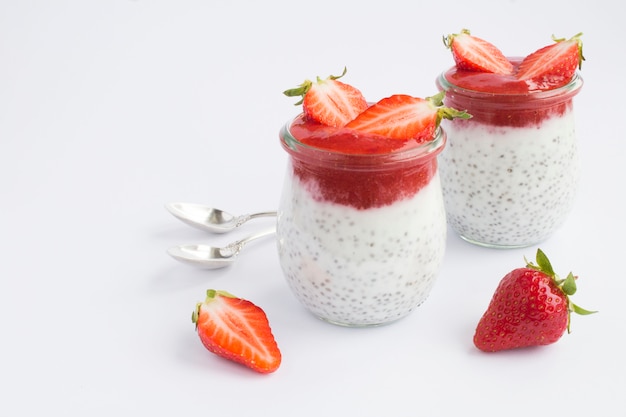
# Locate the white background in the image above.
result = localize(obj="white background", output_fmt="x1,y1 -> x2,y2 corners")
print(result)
1,1 -> 622,415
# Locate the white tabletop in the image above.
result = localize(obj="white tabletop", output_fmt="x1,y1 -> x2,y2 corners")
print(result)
1,1 -> 622,415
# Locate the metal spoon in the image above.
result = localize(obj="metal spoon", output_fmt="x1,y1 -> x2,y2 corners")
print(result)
167,228 -> 275,269
165,202 -> 277,234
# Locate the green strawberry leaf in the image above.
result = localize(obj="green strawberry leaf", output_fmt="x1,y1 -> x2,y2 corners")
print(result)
561,272 -> 578,295
426,91 -> 445,107
535,248 -> 555,276
570,302 -> 598,316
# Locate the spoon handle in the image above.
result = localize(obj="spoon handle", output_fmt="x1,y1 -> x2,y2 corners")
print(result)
233,211 -> 278,228
223,228 -> 276,256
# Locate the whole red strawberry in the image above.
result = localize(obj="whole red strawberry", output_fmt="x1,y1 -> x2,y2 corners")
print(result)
192,289 -> 281,373
283,67 -> 368,127
443,28 -> 514,75
516,33 -> 585,90
474,249 -> 596,352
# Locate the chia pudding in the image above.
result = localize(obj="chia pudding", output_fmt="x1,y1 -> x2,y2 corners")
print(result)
276,116 -> 447,327
436,63 -> 583,248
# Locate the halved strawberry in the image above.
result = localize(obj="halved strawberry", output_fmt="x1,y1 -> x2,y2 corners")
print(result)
283,67 -> 368,127
443,29 -> 514,75
345,91 -> 471,142
192,289 -> 281,374
516,33 -> 584,90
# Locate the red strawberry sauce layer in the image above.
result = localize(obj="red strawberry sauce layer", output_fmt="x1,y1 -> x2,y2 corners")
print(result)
281,115 -> 445,210
438,59 -> 583,127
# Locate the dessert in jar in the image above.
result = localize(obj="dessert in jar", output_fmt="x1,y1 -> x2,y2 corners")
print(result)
278,70 -> 469,326
436,30 -> 585,248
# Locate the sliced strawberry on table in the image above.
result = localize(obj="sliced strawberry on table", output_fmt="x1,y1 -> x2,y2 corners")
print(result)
192,289 -> 281,373
473,249 -> 596,353
345,91 -> 471,142
516,32 -> 584,90
283,67 -> 368,127
443,28 -> 514,75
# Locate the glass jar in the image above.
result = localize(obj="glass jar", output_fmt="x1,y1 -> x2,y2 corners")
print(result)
436,68 -> 583,248
276,116 -> 447,327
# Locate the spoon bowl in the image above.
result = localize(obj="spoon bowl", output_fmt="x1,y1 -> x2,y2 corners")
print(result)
166,202 -> 277,234
167,229 -> 275,269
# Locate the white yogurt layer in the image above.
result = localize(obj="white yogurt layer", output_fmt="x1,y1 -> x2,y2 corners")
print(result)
439,110 -> 579,247
276,169 -> 446,326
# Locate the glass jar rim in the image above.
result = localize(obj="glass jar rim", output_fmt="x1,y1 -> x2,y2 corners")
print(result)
437,68 -> 583,100
280,117 -> 446,170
